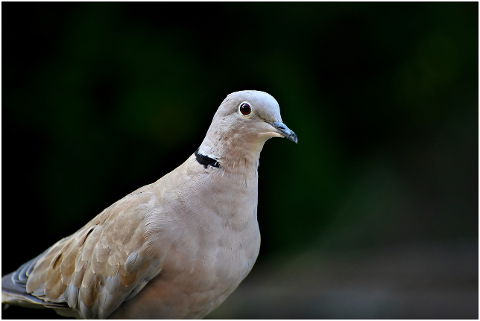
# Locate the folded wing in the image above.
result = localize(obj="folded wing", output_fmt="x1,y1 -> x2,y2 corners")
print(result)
2,185 -> 164,318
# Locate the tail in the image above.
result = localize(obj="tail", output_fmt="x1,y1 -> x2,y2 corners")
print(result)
2,257 -> 47,309
2,272 -> 43,309
2,256 -> 67,310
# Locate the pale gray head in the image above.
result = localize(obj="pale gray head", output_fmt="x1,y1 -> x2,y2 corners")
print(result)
199,90 -> 297,166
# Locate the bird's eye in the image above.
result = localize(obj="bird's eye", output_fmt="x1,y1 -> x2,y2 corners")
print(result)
239,102 -> 251,116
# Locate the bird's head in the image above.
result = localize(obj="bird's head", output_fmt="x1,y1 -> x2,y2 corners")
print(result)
199,90 -> 297,166
212,90 -> 297,142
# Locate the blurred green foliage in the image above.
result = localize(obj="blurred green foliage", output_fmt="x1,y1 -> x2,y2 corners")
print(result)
2,2 -> 477,318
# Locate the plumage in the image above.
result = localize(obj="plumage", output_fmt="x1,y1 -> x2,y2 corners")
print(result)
2,90 -> 297,318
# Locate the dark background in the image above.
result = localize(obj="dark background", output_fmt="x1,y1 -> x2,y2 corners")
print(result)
2,2 -> 478,319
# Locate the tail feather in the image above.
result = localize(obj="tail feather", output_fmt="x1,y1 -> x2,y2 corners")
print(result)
2,255 -> 67,309
2,272 -> 49,308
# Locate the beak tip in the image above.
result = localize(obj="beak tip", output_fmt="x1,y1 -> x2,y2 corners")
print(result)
269,121 -> 298,145
285,132 -> 298,144
290,134 -> 298,144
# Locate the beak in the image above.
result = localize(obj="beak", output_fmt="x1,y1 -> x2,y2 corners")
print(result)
269,121 -> 298,144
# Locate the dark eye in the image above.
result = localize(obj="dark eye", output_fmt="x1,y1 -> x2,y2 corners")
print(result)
239,102 -> 251,115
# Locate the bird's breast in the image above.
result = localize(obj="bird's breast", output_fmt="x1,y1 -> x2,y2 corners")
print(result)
132,159 -> 261,318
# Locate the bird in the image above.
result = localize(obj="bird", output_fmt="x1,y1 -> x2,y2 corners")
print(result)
2,90 -> 297,319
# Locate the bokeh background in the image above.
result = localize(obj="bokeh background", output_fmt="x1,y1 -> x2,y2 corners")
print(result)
2,2 -> 478,319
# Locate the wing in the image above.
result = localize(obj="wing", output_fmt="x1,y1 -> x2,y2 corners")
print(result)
4,185 -> 164,318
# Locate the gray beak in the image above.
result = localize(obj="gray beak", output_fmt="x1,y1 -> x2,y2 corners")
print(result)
269,121 -> 298,144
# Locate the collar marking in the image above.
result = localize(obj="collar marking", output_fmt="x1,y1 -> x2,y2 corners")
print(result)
195,148 -> 220,168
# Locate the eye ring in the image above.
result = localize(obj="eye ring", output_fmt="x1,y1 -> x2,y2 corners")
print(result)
239,102 -> 252,116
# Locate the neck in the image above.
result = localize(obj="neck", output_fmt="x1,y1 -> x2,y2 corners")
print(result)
197,134 -> 267,172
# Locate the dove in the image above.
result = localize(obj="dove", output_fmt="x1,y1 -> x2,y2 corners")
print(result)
2,90 -> 297,319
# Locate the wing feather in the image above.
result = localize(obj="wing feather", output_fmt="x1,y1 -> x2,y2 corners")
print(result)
4,187 -> 164,318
